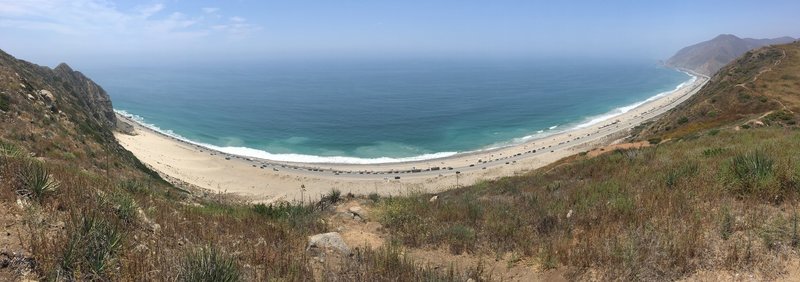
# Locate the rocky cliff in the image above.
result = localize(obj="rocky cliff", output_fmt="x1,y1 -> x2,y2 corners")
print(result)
0,49 -> 117,144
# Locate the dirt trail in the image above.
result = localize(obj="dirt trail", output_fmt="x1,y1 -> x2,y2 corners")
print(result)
733,49 -> 794,114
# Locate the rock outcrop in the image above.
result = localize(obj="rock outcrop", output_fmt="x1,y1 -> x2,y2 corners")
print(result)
307,232 -> 350,255
0,49 -> 117,134
52,63 -> 116,129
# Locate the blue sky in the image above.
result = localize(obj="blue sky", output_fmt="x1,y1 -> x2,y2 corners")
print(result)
1,0 -> 798,67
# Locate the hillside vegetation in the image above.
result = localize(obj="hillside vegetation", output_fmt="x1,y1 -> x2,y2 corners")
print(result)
0,50 -> 473,281
665,34 -> 795,76
640,41 -> 800,139
372,42 -> 800,280
1,41 -> 800,281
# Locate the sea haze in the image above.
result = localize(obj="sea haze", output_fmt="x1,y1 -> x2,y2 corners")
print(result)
86,58 -> 690,163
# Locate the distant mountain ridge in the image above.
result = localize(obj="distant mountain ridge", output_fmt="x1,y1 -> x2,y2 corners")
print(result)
665,34 -> 795,76
640,41 -> 800,139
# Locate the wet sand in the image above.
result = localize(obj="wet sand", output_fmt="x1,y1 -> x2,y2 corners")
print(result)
115,74 -> 708,203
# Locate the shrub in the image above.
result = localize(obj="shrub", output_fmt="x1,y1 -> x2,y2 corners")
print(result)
252,202 -> 323,232
18,160 -> 59,202
338,245 -> 467,281
727,150 -> 774,195
368,192 -> 381,202
702,147 -> 727,157
647,138 -> 662,145
119,179 -> 150,195
253,202 -> 313,220
446,225 -> 476,254
0,140 -> 25,158
765,110 -> 794,124
720,206 -> 734,240
0,93 -> 10,111
677,117 -> 689,125
326,189 -> 342,204
178,246 -> 241,282
109,191 -> 138,224
60,214 -> 123,279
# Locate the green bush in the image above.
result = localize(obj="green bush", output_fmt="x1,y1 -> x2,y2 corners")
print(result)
0,93 -> 10,111
368,192 -> 381,203
446,225 -> 476,254
19,160 -> 59,202
60,215 -> 123,279
702,147 -> 727,157
647,138 -> 662,145
677,117 -> 689,125
0,140 -> 25,158
178,246 -> 241,282
324,188 -> 342,204
109,192 -> 138,224
728,150 -> 774,195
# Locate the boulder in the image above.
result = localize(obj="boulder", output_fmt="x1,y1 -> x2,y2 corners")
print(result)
429,195 -> 438,203
37,89 -> 55,102
307,232 -> 350,255
348,206 -> 368,220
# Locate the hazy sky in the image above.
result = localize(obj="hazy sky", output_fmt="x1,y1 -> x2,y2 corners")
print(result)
1,0 -> 798,68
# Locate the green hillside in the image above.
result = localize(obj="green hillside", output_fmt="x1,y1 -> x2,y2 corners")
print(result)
374,42 -> 800,280
638,41 -> 800,139
1,42 -> 800,280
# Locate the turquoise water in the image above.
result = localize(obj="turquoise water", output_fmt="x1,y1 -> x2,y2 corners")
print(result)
85,58 -> 690,163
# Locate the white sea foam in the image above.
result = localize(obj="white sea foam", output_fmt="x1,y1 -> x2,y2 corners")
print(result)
115,71 -> 696,165
488,72 -> 697,149
116,110 -> 457,164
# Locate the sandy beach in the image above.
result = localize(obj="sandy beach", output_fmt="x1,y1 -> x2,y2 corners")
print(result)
115,74 -> 708,203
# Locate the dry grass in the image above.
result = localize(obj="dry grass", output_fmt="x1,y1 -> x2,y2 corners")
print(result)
376,127 -> 800,280
640,42 -> 800,140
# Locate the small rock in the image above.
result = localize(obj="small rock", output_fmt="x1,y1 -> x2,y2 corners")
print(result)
429,195 -> 438,203
349,206 -> 368,219
134,244 -> 149,252
566,209 -> 573,219
149,223 -> 161,233
307,232 -> 350,255
37,89 -> 54,102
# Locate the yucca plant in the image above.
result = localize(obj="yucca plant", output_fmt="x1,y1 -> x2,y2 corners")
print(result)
19,160 -> 59,202
0,141 -> 25,158
59,214 -> 123,280
178,245 -> 241,282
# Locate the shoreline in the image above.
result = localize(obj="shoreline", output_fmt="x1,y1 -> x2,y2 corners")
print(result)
115,72 -> 698,166
115,74 -> 708,202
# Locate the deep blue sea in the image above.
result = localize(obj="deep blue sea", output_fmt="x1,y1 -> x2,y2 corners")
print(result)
85,58 -> 691,163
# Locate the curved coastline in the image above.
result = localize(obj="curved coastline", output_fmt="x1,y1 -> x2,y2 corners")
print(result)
115,71 -> 696,166
114,73 -> 708,201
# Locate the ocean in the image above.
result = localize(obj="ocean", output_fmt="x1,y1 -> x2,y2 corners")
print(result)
85,58 -> 691,164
